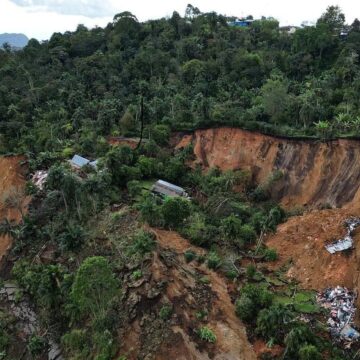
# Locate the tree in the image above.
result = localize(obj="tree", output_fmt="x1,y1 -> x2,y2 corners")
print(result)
161,197 -> 191,228
260,76 -> 289,125
317,5 -> 345,34
70,257 -> 118,320
256,304 -> 294,343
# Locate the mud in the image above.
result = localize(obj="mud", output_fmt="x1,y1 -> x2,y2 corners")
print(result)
177,128 -> 360,208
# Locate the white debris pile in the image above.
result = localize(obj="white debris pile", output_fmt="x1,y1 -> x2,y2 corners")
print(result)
31,170 -> 48,190
317,286 -> 360,344
325,218 -> 360,254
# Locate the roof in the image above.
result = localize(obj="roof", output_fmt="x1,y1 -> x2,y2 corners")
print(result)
71,155 -> 90,167
152,180 -> 187,197
156,180 -> 185,194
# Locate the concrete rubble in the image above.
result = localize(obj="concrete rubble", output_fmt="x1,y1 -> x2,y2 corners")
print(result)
317,286 -> 360,346
0,282 -> 63,360
325,218 -> 360,254
31,170 -> 48,190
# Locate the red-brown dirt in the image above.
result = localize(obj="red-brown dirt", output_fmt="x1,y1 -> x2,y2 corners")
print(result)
177,128 -> 360,319
177,127 -> 360,209
119,228 -> 256,360
0,156 -> 28,265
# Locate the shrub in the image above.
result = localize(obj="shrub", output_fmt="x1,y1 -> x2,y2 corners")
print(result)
246,264 -> 256,279
136,156 -> 158,178
28,335 -> 46,356
161,197 -> 191,228
152,124 -> 170,145
131,270 -> 143,280
58,223 -> 85,251
127,180 -> 142,198
235,295 -> 256,323
130,230 -> 155,255
298,345 -> 322,360
184,250 -> 197,263
239,224 -> 257,244
198,326 -> 216,343
221,214 -> 242,239
235,284 -> 273,323
159,305 -> 173,320
256,304 -> 294,343
138,194 -> 163,227
62,329 -> 90,358
207,251 -> 222,270
263,248 -> 278,262
70,256 -> 118,320
284,324 -> 316,359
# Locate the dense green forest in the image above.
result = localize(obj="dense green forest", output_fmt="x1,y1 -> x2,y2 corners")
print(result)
1,5 -> 360,155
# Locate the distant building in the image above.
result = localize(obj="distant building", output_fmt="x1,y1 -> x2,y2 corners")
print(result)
151,180 -> 189,198
69,155 -> 97,170
228,19 -> 254,27
279,25 -> 299,34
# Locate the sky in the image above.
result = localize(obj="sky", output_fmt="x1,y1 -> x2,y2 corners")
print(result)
1,0 -> 360,41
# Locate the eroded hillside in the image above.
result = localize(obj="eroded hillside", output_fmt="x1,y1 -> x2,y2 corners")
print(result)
177,128 -> 360,209
0,156 -> 27,265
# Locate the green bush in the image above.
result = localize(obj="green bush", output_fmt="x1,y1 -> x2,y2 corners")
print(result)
284,324 -> 317,359
138,194 -> 163,227
239,224 -> 257,244
198,326 -> 216,343
256,304 -> 294,343
130,230 -> 155,255
127,180 -> 142,198
62,329 -> 91,359
221,214 -> 243,239
28,335 -> 47,356
159,305 -> 173,320
263,248 -> 278,262
152,124 -> 170,145
235,284 -> 273,323
161,197 -> 191,228
207,251 -> 222,270
70,256 -> 118,320
184,250 -> 197,263
298,345 -> 322,360
246,264 -> 256,279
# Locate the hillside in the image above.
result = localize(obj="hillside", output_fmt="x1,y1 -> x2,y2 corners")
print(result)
3,3 -> 360,360
177,127 -> 360,209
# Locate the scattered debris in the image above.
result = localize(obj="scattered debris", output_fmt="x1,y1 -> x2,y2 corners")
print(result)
31,170 -> 48,190
317,286 -> 359,345
325,218 -> 360,254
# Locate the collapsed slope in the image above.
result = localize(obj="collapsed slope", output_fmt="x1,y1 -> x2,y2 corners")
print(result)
118,228 -> 256,360
177,128 -> 360,209
0,156 -> 27,266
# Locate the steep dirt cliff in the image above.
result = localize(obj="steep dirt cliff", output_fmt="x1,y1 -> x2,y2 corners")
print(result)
0,156 -> 27,266
177,128 -> 360,209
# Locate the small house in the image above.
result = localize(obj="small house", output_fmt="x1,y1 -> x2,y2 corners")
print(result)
228,19 -> 254,27
69,155 -> 97,170
151,180 -> 189,198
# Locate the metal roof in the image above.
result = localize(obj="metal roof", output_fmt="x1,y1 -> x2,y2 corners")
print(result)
156,180 -> 185,194
71,155 -> 90,168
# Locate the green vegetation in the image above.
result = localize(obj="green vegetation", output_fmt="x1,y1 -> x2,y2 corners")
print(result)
1,3 -> 357,358
198,326 -> 217,343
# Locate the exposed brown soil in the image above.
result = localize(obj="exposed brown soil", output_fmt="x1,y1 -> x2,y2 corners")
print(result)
118,229 -> 256,360
177,127 -> 360,209
0,156 -> 28,265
